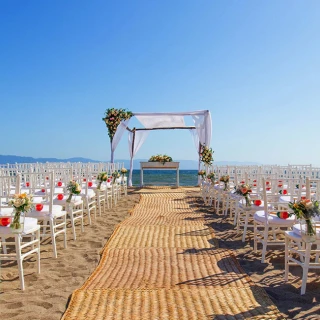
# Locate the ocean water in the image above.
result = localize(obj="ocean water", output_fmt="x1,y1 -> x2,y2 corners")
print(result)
131,170 -> 198,186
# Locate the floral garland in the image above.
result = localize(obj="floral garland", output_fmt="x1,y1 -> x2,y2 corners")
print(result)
200,144 -> 214,165
148,154 -> 173,164
102,108 -> 133,141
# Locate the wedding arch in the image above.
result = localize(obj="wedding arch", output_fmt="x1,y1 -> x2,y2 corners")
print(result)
110,110 -> 212,186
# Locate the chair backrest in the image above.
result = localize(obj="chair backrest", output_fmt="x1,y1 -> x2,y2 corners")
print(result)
306,177 -> 320,201
261,177 -> 296,224
0,174 -> 21,210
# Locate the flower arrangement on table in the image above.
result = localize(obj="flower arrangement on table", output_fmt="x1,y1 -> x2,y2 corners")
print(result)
199,144 -> 214,165
207,172 -> 215,183
102,108 -> 133,141
66,181 -> 82,203
288,199 -> 320,242
234,183 -> 252,207
96,172 -> 108,190
9,193 -> 34,232
148,154 -> 173,164
112,171 -> 120,183
198,170 -> 206,178
219,175 -> 230,191
120,168 -> 128,176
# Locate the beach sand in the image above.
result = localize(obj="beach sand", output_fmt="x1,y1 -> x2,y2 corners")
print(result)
1,188 -> 319,319
0,189 -> 140,320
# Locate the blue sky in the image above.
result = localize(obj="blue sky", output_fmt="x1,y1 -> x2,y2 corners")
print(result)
1,0 -> 320,165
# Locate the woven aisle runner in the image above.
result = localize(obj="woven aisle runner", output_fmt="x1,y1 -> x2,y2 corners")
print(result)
62,188 -> 283,320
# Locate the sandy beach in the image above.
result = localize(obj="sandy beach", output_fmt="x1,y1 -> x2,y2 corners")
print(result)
1,188 -> 319,319
0,189 -> 140,320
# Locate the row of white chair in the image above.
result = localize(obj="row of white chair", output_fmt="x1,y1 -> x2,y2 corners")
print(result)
201,173 -> 320,295
0,167 -> 128,290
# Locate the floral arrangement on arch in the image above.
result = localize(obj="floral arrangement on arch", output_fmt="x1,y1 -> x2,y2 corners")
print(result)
199,143 -> 214,165
148,154 -> 173,164
102,108 -> 133,141
9,193 -> 34,231
66,181 -> 82,202
97,172 -> 108,190
288,199 -> 320,240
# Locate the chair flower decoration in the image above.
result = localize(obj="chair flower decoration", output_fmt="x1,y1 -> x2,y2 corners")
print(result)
199,144 -> 214,165
235,183 -> 252,207
219,175 -> 230,191
112,171 -> 120,183
288,199 -> 320,241
148,154 -> 173,164
102,108 -> 133,142
66,181 -> 81,203
120,168 -> 128,176
198,170 -> 206,178
96,172 -> 108,190
9,193 -> 34,231
207,172 -> 215,183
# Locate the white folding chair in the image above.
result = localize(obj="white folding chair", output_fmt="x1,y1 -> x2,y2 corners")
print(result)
253,177 -> 297,263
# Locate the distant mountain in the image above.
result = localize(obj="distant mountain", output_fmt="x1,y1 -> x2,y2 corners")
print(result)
0,155 -> 100,164
0,155 -> 260,169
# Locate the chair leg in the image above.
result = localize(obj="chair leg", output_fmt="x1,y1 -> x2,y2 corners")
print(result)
2,237 -> 7,254
97,197 -> 102,216
233,206 -> 238,226
15,235 -> 25,291
242,213 -> 249,242
253,222 -> 258,253
86,199 -> 92,225
301,243 -> 311,295
80,204 -> 84,233
69,210 -> 77,241
63,215 -> 67,248
261,228 -> 269,263
36,229 -> 41,274
50,220 -> 58,258
284,236 -> 289,281
93,205 -> 97,220
224,197 -> 229,217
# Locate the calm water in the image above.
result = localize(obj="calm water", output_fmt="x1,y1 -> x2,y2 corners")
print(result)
131,170 -> 198,186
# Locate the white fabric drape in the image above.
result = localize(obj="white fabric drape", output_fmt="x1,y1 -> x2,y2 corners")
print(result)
135,115 -> 185,129
189,129 -> 199,153
192,111 -> 212,184
110,119 -> 131,163
128,130 -> 149,186
191,111 -> 211,146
